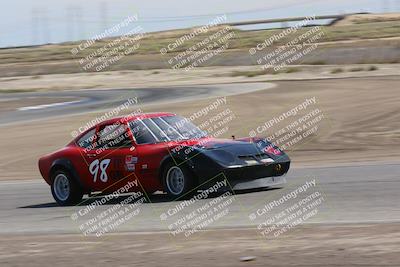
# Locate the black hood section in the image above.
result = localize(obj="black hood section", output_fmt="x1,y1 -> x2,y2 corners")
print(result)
189,139 -> 289,167
197,140 -> 263,156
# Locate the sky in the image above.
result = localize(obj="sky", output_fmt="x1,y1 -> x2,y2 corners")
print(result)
1,0 -> 399,48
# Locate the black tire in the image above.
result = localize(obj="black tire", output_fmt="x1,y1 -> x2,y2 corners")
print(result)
51,170 -> 83,206
162,162 -> 195,200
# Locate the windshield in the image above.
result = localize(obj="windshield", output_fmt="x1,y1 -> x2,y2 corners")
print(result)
129,115 -> 208,144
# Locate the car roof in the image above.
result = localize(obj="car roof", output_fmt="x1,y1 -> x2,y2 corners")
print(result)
102,112 -> 176,125
72,112 -> 176,143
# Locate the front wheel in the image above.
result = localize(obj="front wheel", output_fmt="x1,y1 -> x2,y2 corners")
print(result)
51,170 -> 83,206
162,163 -> 195,200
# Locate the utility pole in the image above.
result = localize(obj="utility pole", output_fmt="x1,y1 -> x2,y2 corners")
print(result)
31,8 -> 39,44
31,8 -> 51,44
72,7 -> 85,40
100,1 -> 109,32
41,8 -> 51,43
66,6 -> 74,41
382,0 -> 389,12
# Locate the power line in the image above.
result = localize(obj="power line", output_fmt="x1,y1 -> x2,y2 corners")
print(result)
132,0 -> 318,20
46,0 -> 318,24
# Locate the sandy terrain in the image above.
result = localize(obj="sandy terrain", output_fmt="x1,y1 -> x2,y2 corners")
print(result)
1,13 -> 399,78
334,12 -> 400,26
153,76 -> 400,167
0,76 -> 399,180
1,64 -> 399,92
1,223 -> 399,266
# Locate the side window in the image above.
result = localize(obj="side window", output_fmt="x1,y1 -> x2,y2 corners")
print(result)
77,129 -> 96,149
129,120 -> 157,144
97,123 -> 132,149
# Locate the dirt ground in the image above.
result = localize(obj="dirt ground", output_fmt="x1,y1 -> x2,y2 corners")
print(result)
1,64 -> 399,93
334,12 -> 400,26
0,76 -> 399,180
151,76 -> 400,167
0,223 -> 399,266
1,12 -> 400,78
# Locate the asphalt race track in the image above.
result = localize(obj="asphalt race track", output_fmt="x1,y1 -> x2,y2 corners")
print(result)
0,82 -> 272,126
0,162 -> 399,235
0,81 -> 399,237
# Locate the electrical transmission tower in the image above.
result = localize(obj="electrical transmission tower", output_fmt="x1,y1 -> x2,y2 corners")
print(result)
31,7 -> 51,44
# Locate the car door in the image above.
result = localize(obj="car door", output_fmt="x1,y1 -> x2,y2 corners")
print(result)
78,121 -> 139,192
128,118 -> 173,193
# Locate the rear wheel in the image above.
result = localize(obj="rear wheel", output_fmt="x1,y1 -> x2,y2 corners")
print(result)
162,162 -> 195,199
51,170 -> 83,206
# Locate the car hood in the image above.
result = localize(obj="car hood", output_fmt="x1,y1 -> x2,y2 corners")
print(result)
196,139 -> 263,155
186,138 -> 287,167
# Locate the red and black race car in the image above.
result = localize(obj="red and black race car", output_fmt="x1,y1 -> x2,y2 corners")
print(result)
39,113 -> 290,206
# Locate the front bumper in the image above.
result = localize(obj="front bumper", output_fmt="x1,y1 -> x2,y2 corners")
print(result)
231,175 -> 287,190
223,161 -> 290,180
195,160 -> 290,191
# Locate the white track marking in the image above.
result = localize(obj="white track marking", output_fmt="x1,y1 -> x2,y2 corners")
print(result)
18,100 -> 82,111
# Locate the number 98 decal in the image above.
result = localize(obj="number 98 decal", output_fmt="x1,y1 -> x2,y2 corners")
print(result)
89,159 -> 111,182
